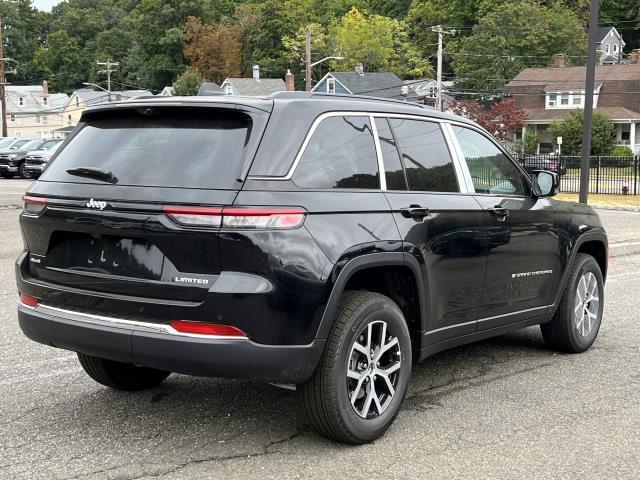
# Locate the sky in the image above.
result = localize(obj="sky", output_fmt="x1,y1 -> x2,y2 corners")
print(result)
33,0 -> 60,11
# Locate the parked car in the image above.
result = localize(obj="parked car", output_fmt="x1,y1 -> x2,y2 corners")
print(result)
16,93 -> 608,443
24,139 -> 64,179
521,154 -> 567,176
0,138 -> 48,178
0,137 -> 23,150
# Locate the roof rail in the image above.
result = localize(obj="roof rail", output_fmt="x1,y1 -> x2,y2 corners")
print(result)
269,91 -> 430,109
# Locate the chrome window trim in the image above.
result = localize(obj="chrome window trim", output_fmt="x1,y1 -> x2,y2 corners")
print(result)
247,111 -> 449,182
26,302 -> 250,340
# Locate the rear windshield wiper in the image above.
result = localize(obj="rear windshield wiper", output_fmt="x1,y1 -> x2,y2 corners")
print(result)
66,167 -> 118,184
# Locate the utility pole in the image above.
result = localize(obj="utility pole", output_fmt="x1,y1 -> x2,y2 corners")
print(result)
305,27 -> 312,92
579,0 -> 600,204
96,59 -> 119,102
0,18 -> 7,137
431,25 -> 455,111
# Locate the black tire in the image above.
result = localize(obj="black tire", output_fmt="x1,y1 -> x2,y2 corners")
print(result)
298,291 -> 412,444
18,162 -> 31,179
77,353 -> 170,391
541,253 -> 604,353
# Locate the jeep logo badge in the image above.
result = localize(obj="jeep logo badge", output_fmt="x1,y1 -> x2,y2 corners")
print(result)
86,198 -> 107,210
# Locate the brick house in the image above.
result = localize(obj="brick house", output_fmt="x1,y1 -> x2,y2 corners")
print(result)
505,53 -> 640,154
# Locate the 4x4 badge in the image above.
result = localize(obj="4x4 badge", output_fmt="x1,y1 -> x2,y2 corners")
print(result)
86,198 -> 107,210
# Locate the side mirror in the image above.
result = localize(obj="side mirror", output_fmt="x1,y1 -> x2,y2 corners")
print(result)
532,170 -> 559,198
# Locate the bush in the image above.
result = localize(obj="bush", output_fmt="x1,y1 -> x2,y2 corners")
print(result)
522,131 -> 539,155
611,145 -> 634,157
548,111 -> 615,155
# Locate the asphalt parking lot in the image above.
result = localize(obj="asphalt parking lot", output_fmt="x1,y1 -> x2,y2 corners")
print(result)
1,179 -> 639,479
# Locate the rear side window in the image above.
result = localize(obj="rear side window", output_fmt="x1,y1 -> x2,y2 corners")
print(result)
41,108 -> 254,189
292,116 -> 379,189
389,118 -> 458,192
374,118 -> 406,191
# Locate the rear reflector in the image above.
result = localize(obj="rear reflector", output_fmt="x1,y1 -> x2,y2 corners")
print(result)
169,320 -> 247,337
163,205 -> 306,229
20,293 -> 39,308
23,196 -> 47,215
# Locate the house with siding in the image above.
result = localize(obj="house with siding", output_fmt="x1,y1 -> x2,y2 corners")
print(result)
221,65 -> 287,96
63,88 -> 152,128
505,54 -> 640,154
3,82 -> 68,139
597,27 -> 625,65
312,64 -> 418,101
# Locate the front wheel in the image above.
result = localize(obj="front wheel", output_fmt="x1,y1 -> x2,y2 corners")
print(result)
299,291 -> 412,444
18,162 -> 31,179
541,253 -> 604,353
77,353 -> 170,391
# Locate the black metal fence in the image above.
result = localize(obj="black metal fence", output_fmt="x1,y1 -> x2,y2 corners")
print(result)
515,155 -> 640,195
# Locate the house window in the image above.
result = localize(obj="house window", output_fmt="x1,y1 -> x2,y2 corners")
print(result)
327,78 -> 336,94
42,115 -> 48,125
9,114 -> 15,123
225,85 -> 233,95
548,93 -> 557,107
605,44 -> 610,54
76,97 -> 79,107
42,131 -> 50,139
67,114 -> 72,126
18,97 -> 24,106
15,132 -> 22,138
560,93 -> 569,105
613,44 -> 618,55
514,129 -> 523,141
36,115 -> 41,124
43,97 -> 48,106
572,94 -> 582,105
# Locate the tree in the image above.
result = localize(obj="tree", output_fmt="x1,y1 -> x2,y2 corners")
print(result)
182,16 -> 242,84
450,99 -> 527,142
173,68 -> 204,95
328,7 -> 433,79
548,111 -> 615,156
449,1 -> 587,93
522,131 -> 539,155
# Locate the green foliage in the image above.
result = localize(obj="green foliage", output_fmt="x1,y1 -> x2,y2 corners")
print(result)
611,145 -> 634,157
449,0 -> 587,93
173,68 -> 204,95
548,111 -> 616,156
328,7 -> 433,79
523,131 -> 539,155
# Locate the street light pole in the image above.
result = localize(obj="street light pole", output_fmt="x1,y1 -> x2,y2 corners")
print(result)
305,27 -> 312,92
580,0 -> 600,204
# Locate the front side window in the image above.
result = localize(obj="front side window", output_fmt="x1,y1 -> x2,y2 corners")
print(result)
453,126 -> 527,196
293,116 -> 379,189
389,118 -> 458,192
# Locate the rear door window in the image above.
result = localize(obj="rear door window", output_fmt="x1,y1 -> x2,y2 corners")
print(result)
389,118 -> 458,192
41,108 -> 255,189
292,116 -> 379,189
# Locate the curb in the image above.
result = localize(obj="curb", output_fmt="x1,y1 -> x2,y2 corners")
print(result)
609,241 -> 640,258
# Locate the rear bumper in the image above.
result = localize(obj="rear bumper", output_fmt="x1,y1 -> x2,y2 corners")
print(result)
18,303 -> 325,383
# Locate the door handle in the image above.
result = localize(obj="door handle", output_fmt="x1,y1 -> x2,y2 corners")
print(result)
488,206 -> 509,221
400,206 -> 431,219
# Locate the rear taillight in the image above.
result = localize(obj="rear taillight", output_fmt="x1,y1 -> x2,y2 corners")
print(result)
169,320 -> 247,337
163,205 -> 306,229
20,293 -> 39,308
22,195 -> 47,215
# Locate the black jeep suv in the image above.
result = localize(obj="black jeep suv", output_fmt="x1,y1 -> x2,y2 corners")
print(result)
16,93 -> 607,443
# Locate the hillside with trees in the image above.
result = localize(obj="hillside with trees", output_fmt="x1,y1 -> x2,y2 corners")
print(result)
1,0 -> 638,94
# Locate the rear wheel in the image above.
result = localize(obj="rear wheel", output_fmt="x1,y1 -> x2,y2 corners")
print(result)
299,291 -> 412,444
77,353 -> 170,391
541,253 -> 604,353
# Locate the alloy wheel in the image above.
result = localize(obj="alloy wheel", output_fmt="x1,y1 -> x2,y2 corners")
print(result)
346,320 -> 402,419
574,272 -> 599,337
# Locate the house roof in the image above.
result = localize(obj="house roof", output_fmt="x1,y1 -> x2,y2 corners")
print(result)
71,89 -> 153,106
223,78 -> 285,96
506,63 -> 640,90
324,72 -> 414,100
198,82 -> 223,95
6,86 -> 69,114
524,106 -> 640,123
597,26 -> 615,43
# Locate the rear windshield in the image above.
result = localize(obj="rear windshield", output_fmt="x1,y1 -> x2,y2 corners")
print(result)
41,108 -> 253,189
